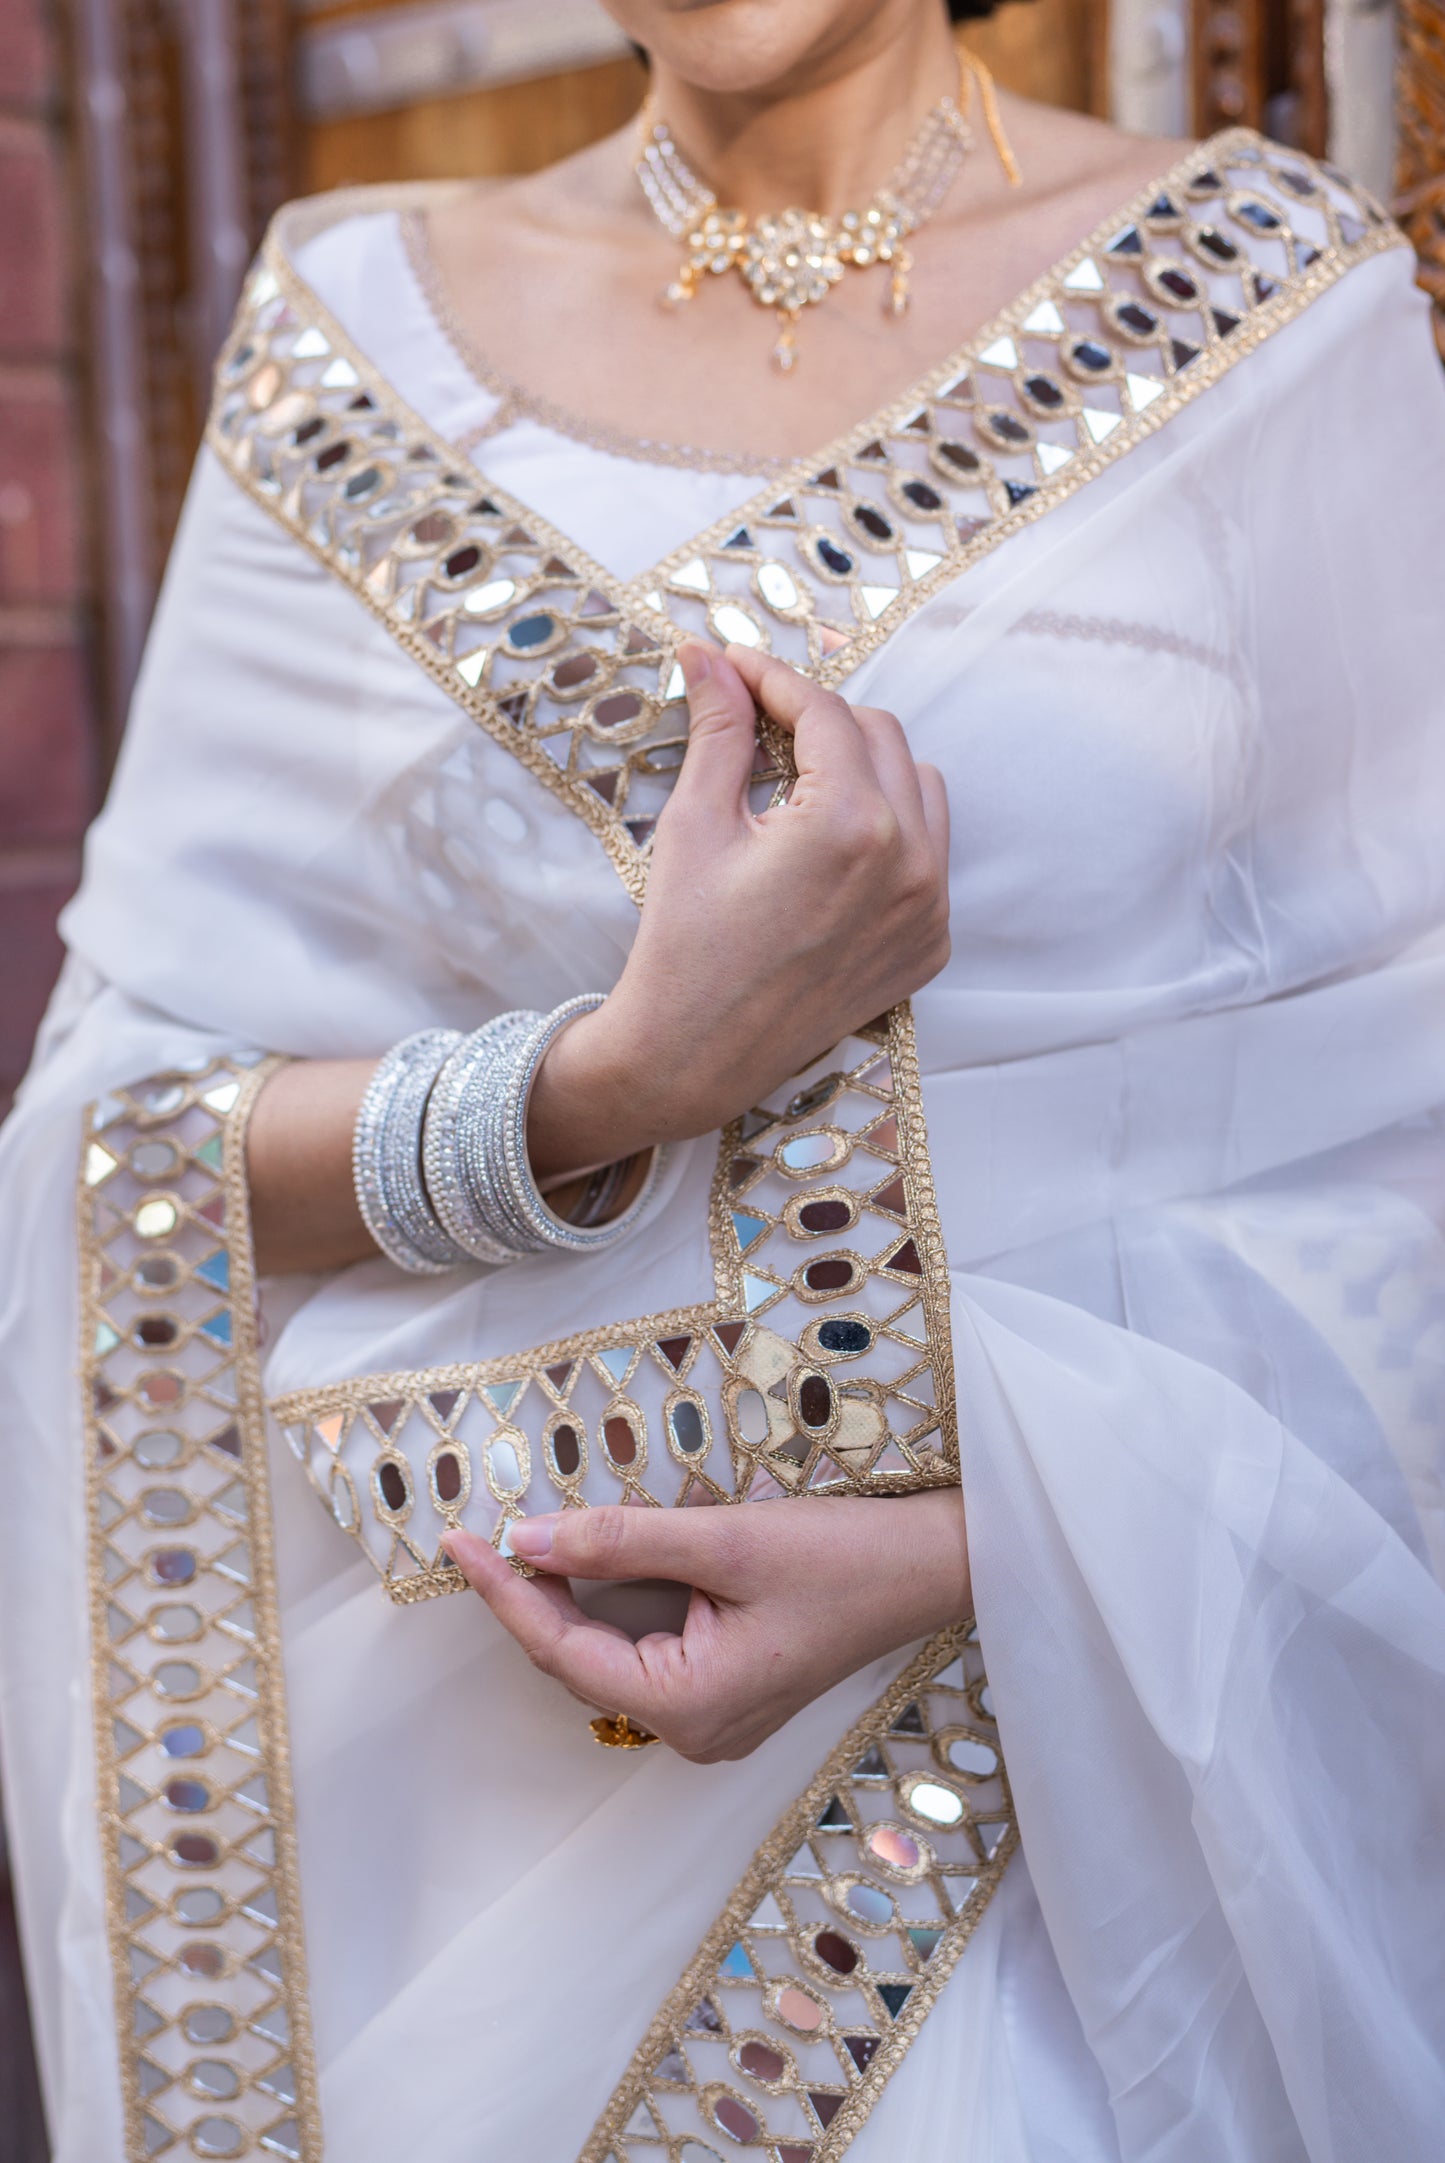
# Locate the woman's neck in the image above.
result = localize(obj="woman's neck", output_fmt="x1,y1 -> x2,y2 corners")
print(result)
647,11 -> 964,219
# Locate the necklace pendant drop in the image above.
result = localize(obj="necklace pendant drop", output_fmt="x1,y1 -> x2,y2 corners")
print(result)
633,53 -> 1018,372
771,310 -> 800,373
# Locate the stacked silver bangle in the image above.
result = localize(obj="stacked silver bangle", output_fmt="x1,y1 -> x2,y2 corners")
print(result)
352,998 -> 660,1275
351,1028 -> 469,1274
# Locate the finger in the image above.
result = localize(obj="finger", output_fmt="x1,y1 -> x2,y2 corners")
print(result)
723,644 -> 879,799
668,639 -> 763,815
507,1504 -> 753,1597
917,760 -> 951,881
849,704 -> 929,837
444,1528 -> 653,1708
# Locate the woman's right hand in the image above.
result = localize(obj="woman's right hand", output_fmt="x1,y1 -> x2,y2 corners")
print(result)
527,638 -> 950,1181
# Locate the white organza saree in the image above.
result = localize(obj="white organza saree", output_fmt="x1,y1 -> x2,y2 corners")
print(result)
1,131 -> 1443,2163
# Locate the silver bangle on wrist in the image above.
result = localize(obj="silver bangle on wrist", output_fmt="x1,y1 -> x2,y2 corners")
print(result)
357,1000 -> 663,1273
352,1029 -> 470,1274
425,996 -> 664,1262
422,1009 -> 539,1265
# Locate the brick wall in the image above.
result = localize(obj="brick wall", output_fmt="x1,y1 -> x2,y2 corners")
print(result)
0,0 -> 95,2134
0,0 -> 98,1120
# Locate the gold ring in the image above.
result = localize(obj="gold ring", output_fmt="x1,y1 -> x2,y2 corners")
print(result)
589,1711 -> 659,1748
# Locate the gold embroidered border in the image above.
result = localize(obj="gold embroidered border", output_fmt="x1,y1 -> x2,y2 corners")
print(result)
271,1012 -> 960,1600
79,1057 -> 322,2163
208,132 -> 1401,905
185,132 -> 1401,2161
577,1625 -> 1016,2163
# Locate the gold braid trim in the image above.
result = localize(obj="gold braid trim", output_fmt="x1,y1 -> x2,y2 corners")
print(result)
79,1056 -> 322,2162
577,1625 -> 1015,2162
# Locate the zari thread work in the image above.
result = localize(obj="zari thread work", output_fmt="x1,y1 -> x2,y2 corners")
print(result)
79,1057 -> 322,2162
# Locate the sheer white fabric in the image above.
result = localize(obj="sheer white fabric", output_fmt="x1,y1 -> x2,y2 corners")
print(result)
1,202 -> 1443,2162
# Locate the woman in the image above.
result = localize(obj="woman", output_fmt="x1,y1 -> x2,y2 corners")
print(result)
2,0 -> 1442,2156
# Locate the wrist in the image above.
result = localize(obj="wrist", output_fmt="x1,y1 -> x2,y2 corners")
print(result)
899,1489 -> 972,1634
526,998 -> 665,1183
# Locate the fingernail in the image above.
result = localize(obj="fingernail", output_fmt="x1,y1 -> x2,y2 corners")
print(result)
678,638 -> 712,688
441,1528 -> 484,1568
508,1514 -> 559,1558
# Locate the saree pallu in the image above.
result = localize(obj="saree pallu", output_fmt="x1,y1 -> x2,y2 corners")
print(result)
2,132 -> 1444,2163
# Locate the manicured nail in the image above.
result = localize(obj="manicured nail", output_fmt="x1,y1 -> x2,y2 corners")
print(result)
678,638 -> 712,688
508,1515 -> 559,1558
441,1528 -> 484,1569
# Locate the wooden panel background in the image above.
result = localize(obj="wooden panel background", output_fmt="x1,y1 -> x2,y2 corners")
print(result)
299,0 -> 1106,194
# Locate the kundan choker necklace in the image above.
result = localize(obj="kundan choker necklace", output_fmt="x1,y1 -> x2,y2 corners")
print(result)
635,51 -> 1021,372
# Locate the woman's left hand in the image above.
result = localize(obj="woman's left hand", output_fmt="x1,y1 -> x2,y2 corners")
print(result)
443,1491 -> 970,1763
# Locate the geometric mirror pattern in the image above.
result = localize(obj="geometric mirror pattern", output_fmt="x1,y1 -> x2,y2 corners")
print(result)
79,1058 -> 321,2162
67,127 -> 1397,2163
579,1627 -> 1015,2163
210,136 -> 1394,907
270,1017 -> 960,1603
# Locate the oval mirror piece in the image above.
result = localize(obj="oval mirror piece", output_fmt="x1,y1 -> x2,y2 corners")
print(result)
797,1198 -> 852,1235
377,1460 -> 409,1513
906,1779 -> 965,1827
150,1549 -> 196,1586
152,1603 -> 201,1640
507,612 -> 557,651
171,1832 -> 218,1867
142,1488 -> 190,1526
593,691 -> 644,729
711,603 -> 763,647
133,1429 -> 182,1468
131,1140 -> 179,1179
465,577 -> 516,615
818,1318 -> 871,1356
779,1132 -> 843,1171
550,1422 -> 582,1477
176,1889 -> 225,1926
190,2061 -> 240,2100
738,2040 -> 786,2083
774,1986 -> 824,2033
184,2006 -> 235,2046
433,1449 -> 463,1503
710,2096 -> 759,2144
797,1374 -> 833,1430
802,1258 -> 857,1295
164,1778 -> 210,1813
134,1198 -> 178,1240
331,1474 -> 358,1532
756,562 -> 799,611
178,1943 -> 226,1979
134,1256 -> 180,1291
813,1929 -> 858,1975
947,1734 -> 999,1777
733,1389 -> 769,1446
602,1414 -> 639,1468
154,1660 -> 201,1698
867,1824 -> 922,1871
845,1881 -> 893,1927
161,1724 -> 205,1759
191,2115 -> 244,2156
668,1398 -> 707,1455
487,1439 -> 524,1494
134,1314 -> 179,1349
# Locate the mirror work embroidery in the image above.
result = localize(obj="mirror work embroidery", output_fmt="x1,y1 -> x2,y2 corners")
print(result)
79,130 -> 1400,2162
78,1059 -> 322,2162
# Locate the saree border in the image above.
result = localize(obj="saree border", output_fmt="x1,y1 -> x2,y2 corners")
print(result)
79,1057 -> 322,2163
269,1007 -> 961,1600
577,1625 -> 1017,2163
208,129 -> 1403,904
